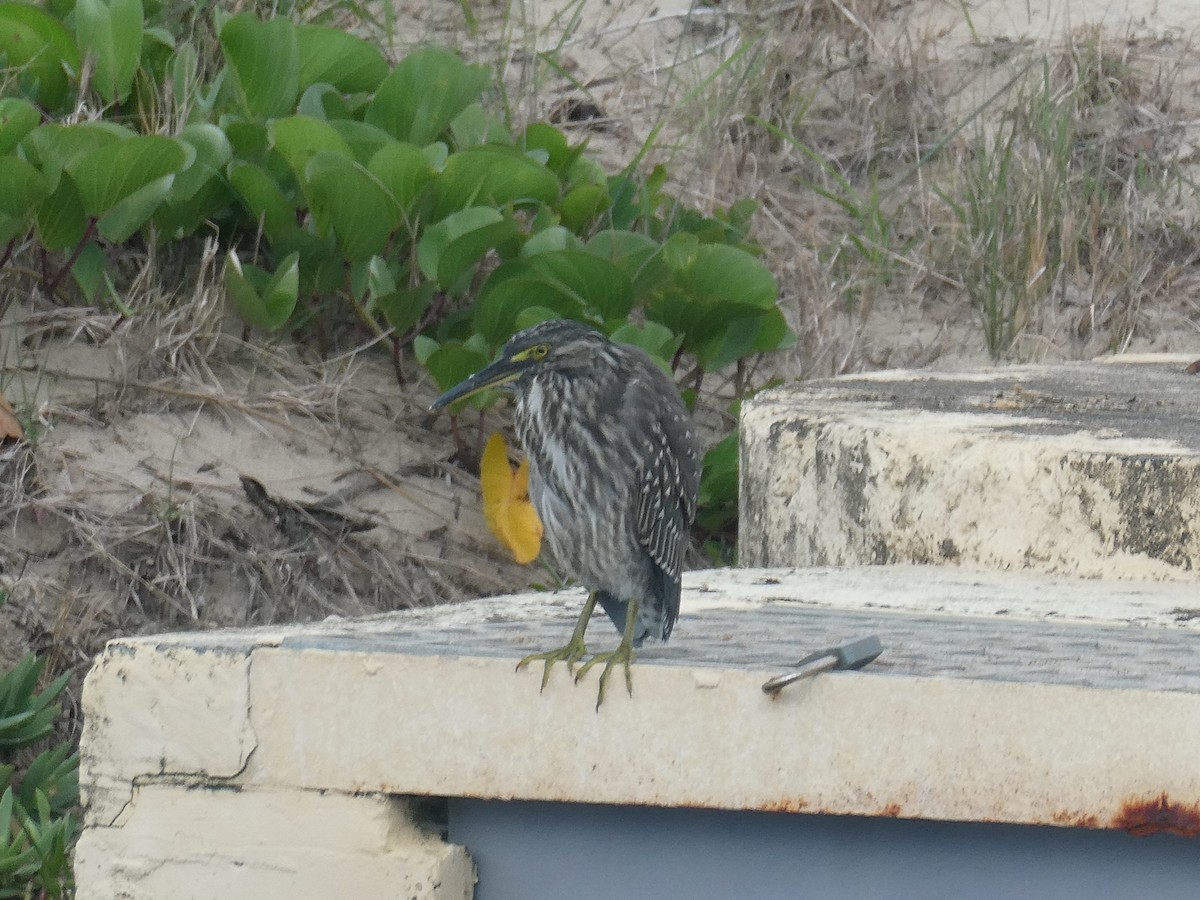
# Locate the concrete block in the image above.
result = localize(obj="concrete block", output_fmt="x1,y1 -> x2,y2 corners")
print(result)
77,566 -> 1200,899
74,786 -> 474,900
243,643 -> 1200,828
80,644 -> 256,825
740,356 -> 1200,579
80,568 -> 1200,831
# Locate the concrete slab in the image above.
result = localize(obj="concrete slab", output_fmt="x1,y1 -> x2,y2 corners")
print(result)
740,355 -> 1200,580
74,788 -> 474,900
80,566 -> 1200,852
79,644 -> 256,826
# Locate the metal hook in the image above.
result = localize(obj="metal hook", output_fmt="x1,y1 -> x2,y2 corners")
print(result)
762,635 -> 884,696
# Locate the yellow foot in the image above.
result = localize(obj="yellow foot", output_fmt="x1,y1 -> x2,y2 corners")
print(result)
574,644 -> 636,710
515,636 -> 588,692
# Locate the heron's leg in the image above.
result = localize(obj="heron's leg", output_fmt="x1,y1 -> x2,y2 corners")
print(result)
575,596 -> 639,709
515,591 -> 597,691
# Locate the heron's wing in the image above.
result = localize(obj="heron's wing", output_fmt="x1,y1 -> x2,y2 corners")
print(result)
634,393 -> 700,638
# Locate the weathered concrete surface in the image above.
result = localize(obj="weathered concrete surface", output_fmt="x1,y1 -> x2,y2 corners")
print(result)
79,644 -> 258,826
740,355 -> 1200,580
74,789 -> 474,900
78,638 -> 475,900
78,565 -> 1200,895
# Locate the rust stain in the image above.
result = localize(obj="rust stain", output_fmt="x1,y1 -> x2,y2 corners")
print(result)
758,797 -> 810,814
1113,793 -> 1200,837
757,798 -> 904,818
1051,809 -> 1100,829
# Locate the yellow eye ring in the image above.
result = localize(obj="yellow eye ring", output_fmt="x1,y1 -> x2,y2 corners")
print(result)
531,344 -> 549,359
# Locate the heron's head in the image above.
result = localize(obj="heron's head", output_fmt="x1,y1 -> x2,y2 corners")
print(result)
430,319 -> 608,411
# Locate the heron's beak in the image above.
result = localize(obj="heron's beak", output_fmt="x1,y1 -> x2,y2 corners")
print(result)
429,357 -> 522,411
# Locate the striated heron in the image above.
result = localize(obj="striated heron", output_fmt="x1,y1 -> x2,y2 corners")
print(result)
431,319 -> 701,707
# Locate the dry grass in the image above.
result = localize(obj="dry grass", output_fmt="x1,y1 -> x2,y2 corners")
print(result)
0,244 -> 537,727
457,0 -> 1200,372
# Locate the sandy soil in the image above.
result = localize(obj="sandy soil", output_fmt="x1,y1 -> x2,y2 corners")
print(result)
3,0 -> 1200,718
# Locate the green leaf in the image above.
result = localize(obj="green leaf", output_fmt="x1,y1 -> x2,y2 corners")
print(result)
227,160 -> 295,241
97,173 -> 174,241
608,321 -> 681,369
75,0 -> 143,104
224,250 -> 300,331
474,271 -> 586,345
750,306 -> 796,353
422,341 -> 491,396
153,124 -> 234,237
696,308 -> 796,372
21,122 -> 130,185
171,123 -> 232,201
296,24 -> 387,94
156,172 -> 235,239
646,239 -> 780,364
417,207 -> 520,292
376,281 -> 436,334
0,2 -> 80,110
513,305 -> 566,333
585,229 -> 666,298
0,656 -> 38,710
448,101 -> 508,148
66,135 -> 190,217
70,241 -> 107,301
431,145 -> 560,219
0,711 -> 35,738
275,226 -> 340,296
222,118 -> 268,160
560,183 -> 609,232
303,151 -> 400,261
0,99 -> 39,155
413,334 -> 438,365
565,154 -> 608,192
220,13 -> 300,119
35,176 -> 86,251
296,82 -> 341,120
663,240 -> 778,309
423,142 -> 448,171
0,157 -> 48,218
475,250 -> 631,345
696,432 -> 738,532
368,141 -> 436,213
268,115 -> 353,181
360,254 -> 395,299
330,119 -> 394,165
365,46 -> 490,145
0,213 -> 29,245
19,745 -> 78,816
521,122 -> 581,174
474,250 -> 632,345
521,226 -> 578,256
585,229 -> 658,263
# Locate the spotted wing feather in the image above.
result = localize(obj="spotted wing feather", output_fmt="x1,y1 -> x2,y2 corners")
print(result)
632,369 -> 700,640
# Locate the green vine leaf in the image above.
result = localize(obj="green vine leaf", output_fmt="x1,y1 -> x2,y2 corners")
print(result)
224,250 -> 300,331
75,0 -> 143,104
366,46 -> 490,145
220,13 -> 300,119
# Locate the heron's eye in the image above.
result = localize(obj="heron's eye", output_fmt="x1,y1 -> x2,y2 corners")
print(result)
531,344 -> 549,359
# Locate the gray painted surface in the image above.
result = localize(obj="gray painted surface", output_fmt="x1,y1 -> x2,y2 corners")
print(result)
449,799 -> 1200,899
280,600 -> 1200,694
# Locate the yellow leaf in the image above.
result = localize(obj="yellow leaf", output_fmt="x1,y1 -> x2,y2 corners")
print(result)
481,433 -> 542,564
508,457 -> 542,564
